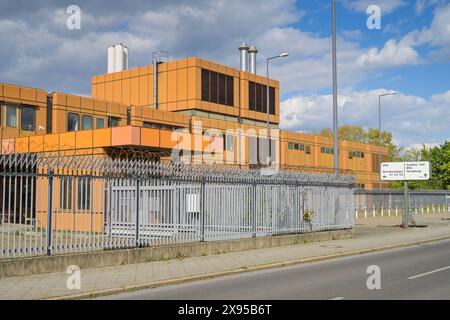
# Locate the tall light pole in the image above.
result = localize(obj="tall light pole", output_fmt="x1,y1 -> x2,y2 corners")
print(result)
378,91 -> 397,190
266,52 -> 289,165
332,0 -> 339,176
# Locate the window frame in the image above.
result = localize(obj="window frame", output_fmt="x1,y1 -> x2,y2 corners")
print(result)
96,118 -> 105,129
20,105 -> 36,131
6,105 -> 18,128
108,116 -> 120,128
67,112 -> 80,132
81,115 -> 93,130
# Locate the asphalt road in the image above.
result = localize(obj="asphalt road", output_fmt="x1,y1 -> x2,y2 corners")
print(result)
99,239 -> 450,300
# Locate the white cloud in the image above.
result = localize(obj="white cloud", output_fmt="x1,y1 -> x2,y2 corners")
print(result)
401,3 -> 450,59
355,39 -> 421,68
280,89 -> 450,148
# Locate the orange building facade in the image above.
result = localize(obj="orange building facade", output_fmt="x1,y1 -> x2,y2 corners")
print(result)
1,56 -> 388,190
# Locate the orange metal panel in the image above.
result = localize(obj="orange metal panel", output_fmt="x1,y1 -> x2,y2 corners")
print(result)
3,84 -> 20,99
167,70 -> 177,102
158,71 -> 168,104
187,67 -> 197,100
177,68 -> 188,101
105,81 -> 113,102
113,80 -> 122,104
76,130 -> 94,149
43,134 -> 60,151
28,136 -> 44,153
59,132 -> 76,150
140,128 -> 160,147
111,126 -> 141,146
20,86 -> 36,101
130,77 -> 140,106
122,78 -> 131,105
139,75 -> 149,107
93,128 -> 111,147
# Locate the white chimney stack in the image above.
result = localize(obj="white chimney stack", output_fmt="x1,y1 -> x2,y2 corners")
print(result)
107,43 -> 129,73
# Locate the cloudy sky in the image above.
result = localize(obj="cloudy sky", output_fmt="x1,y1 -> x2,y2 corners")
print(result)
0,0 -> 449,148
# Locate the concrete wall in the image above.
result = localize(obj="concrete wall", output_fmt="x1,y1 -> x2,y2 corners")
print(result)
0,229 -> 354,279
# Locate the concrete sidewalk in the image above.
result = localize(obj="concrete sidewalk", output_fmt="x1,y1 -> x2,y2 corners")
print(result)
0,213 -> 449,300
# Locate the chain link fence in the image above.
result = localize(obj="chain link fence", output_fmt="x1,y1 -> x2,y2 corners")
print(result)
0,152 -> 355,259
354,189 -> 450,218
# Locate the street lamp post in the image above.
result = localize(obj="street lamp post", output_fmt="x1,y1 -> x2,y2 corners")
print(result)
378,91 -> 397,190
266,53 -> 288,165
332,0 -> 339,176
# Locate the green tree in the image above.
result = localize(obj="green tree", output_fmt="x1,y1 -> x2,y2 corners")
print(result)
365,128 -> 399,160
318,125 -> 399,159
338,125 -> 367,143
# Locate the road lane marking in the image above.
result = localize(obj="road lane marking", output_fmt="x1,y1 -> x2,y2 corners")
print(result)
407,266 -> 450,280
330,297 -> 344,300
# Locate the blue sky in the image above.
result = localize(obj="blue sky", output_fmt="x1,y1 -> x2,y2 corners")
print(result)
0,0 -> 449,148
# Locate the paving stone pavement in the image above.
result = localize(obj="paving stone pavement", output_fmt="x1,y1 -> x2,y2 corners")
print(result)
0,213 -> 449,300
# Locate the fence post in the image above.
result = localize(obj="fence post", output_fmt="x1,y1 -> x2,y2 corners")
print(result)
252,183 -> 257,238
200,180 -> 206,242
135,178 -> 140,247
46,169 -> 54,256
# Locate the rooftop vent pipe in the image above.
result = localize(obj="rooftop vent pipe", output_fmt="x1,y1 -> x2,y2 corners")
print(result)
239,43 -> 250,72
107,43 -> 129,73
248,46 -> 258,74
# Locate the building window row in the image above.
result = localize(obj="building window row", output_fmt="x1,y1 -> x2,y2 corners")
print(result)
201,69 -> 234,107
60,178 -> 91,210
349,151 -> 365,159
2,104 -> 36,131
143,121 -> 183,131
67,113 -> 117,132
248,81 -> 275,115
288,142 -> 311,155
320,147 -> 335,155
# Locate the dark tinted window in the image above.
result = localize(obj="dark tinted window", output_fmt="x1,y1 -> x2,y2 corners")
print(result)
201,69 -> 210,101
249,81 -> 255,111
96,118 -> 105,129
201,69 -> 234,107
21,106 -> 35,131
248,81 -> 276,114
108,117 -> 120,127
218,73 -> 226,105
67,113 -> 79,132
226,76 -> 234,106
269,87 -> 276,115
255,83 -> 262,112
210,71 -> 218,103
262,85 -> 268,114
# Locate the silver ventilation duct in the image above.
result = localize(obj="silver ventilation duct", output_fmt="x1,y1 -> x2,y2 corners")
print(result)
248,46 -> 258,74
239,43 -> 250,72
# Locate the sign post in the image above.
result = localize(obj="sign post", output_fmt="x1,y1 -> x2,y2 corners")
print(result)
381,161 -> 430,228
402,181 -> 409,228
